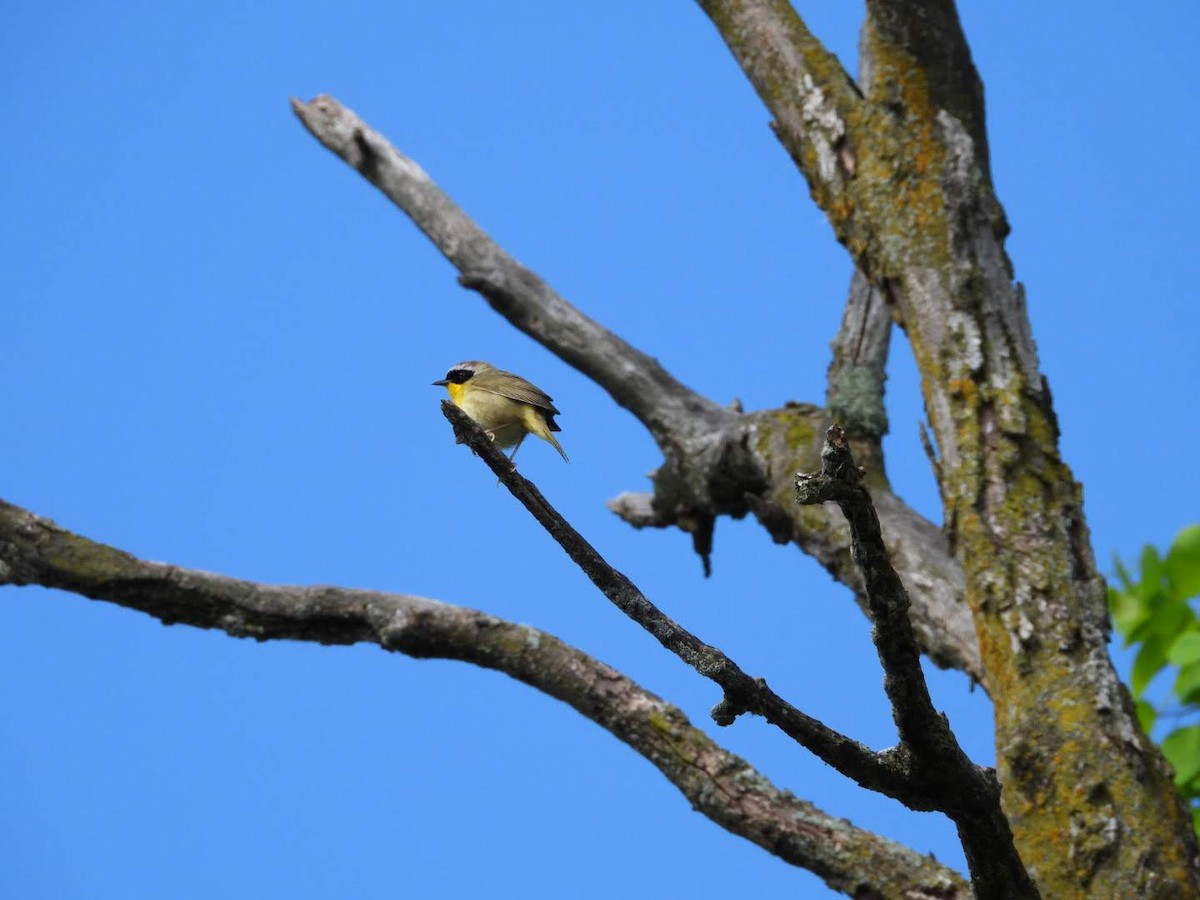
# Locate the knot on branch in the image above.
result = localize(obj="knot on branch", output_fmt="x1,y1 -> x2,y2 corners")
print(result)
458,271 -> 512,307
794,424 -> 864,505
710,679 -> 766,727
710,695 -> 746,727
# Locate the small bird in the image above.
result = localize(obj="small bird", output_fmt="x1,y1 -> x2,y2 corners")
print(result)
433,360 -> 568,462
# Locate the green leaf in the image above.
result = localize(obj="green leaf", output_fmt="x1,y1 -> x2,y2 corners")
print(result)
1113,555 -> 1135,593
1162,726 -> 1200,787
1135,697 -> 1158,733
1175,662 -> 1200,706
1140,545 -> 1166,602
1133,634 -> 1172,697
1166,525 -> 1200,602
1129,599 -> 1194,656
1169,631 -> 1200,667
1109,584 -> 1149,643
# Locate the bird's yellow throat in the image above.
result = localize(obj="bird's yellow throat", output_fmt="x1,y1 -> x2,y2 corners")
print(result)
446,382 -> 466,404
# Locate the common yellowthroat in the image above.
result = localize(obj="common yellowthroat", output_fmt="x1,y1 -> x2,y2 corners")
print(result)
433,361 -> 568,462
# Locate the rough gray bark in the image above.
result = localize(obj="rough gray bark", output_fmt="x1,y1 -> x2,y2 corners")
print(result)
0,499 -> 968,898
445,404 -> 978,811
5,2 -> 1195,896
290,95 -> 982,684
695,0 -> 1199,894
826,270 -> 891,442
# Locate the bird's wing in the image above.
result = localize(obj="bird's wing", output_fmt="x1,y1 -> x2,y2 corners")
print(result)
474,373 -> 561,416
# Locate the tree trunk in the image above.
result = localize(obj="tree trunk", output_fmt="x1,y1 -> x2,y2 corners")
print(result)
698,0 -> 1199,894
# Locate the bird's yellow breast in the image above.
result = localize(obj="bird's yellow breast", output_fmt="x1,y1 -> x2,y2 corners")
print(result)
445,382 -> 526,448
437,367 -> 567,461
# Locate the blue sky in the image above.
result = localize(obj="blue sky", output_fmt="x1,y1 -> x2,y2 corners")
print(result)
2,3 -> 1197,897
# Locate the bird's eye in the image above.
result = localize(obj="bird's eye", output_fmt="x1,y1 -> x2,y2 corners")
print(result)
446,369 -> 473,384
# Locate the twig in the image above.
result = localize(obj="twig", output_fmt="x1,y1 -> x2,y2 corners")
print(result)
796,425 -> 1037,899
444,402 -> 941,809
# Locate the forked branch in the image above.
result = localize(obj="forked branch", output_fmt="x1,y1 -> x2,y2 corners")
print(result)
797,425 -> 1035,898
440,402 -> 921,803
291,94 -> 982,683
0,496 -> 967,897
445,404 -> 1033,896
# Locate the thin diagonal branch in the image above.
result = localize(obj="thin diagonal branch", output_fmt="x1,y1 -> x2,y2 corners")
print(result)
290,94 -> 728,446
291,94 -> 982,683
0,497 -> 968,897
820,276 -> 983,687
797,425 -> 1036,899
696,0 -> 863,215
443,402 -> 958,812
796,426 -> 965,758
696,0 -> 882,261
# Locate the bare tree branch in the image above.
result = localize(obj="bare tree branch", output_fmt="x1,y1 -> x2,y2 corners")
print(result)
797,425 -> 1035,898
0,497 -> 968,898
289,95 -> 728,446
8,2 -> 1194,894
819,275 -> 983,689
693,0 -> 987,280
698,0 -> 1200,890
797,426 -> 955,758
826,269 -> 891,442
447,400 -> 1030,895
440,403 -> 930,805
863,0 -> 991,179
291,94 -> 983,684
695,0 -> 864,233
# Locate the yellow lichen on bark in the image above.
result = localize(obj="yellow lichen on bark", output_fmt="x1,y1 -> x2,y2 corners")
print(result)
700,2 -> 1200,893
